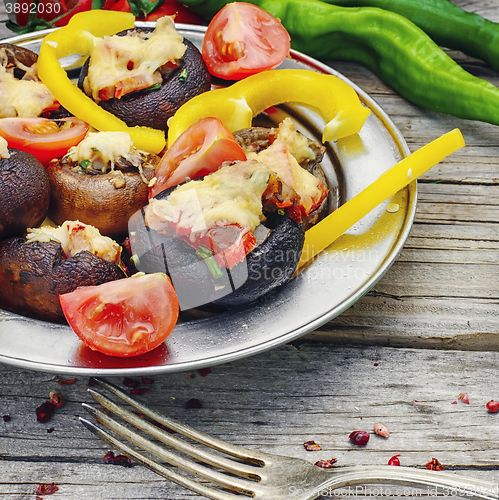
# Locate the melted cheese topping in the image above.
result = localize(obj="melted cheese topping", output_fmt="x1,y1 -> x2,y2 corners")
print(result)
273,117 -> 316,164
146,160 -> 272,237
87,16 -> 186,101
26,220 -> 121,265
248,119 -> 322,214
0,65 -> 56,118
146,119 -> 325,237
66,131 -> 139,172
0,136 -> 10,159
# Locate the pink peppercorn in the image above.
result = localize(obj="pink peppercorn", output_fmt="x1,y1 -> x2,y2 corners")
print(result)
349,431 -> 370,446
486,400 -> 499,413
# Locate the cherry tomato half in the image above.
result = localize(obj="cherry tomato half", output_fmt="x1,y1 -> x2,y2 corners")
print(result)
0,117 -> 89,167
202,2 -> 291,80
149,116 -> 247,198
59,273 -> 179,357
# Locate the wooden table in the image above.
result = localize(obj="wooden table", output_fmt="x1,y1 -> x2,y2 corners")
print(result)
0,1 -> 498,499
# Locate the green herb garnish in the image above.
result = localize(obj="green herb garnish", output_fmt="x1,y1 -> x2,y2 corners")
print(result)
145,83 -> 162,92
79,160 -> 92,170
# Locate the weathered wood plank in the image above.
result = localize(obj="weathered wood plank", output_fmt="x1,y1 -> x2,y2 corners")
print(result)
1,344 -> 499,498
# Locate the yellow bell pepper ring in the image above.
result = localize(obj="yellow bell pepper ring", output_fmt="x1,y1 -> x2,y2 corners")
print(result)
37,10 -> 166,154
167,69 -> 371,147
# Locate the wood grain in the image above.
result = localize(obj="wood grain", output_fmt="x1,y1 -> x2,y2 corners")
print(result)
1,345 -> 499,499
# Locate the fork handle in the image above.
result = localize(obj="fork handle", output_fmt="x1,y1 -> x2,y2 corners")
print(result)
311,466 -> 498,500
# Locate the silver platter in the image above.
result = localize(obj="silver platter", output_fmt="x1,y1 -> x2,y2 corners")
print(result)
0,24 -> 415,375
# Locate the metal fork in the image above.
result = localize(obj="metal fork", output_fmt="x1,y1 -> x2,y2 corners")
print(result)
81,378 -> 499,500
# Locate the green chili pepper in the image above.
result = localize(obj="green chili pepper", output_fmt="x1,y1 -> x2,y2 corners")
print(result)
322,0 -> 499,72
179,68 -> 188,82
182,0 -> 499,127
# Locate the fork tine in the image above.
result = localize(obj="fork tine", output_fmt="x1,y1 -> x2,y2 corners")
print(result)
82,403 -> 256,496
80,416 -> 242,500
92,377 -> 264,464
85,389 -> 261,479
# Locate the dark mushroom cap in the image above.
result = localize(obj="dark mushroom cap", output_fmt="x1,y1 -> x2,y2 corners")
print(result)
0,149 -> 50,241
0,43 -> 38,75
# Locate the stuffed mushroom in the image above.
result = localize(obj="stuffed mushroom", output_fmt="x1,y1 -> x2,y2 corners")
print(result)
0,221 -> 127,322
130,118 -> 329,310
47,131 -> 160,239
0,43 -> 61,118
78,16 -> 211,131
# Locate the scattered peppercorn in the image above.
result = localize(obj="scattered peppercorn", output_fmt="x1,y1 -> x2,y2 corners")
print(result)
57,378 -> 77,385
36,401 -> 55,423
47,427 -> 55,433
2,415 -> 11,422
36,482 -> 59,495
185,398 -> 202,409
486,400 -> 499,413
103,451 -> 132,467
373,423 -> 389,438
426,458 -> 445,471
388,454 -> 401,466
113,455 -> 133,467
303,440 -> 322,451
123,377 -> 140,387
315,458 -> 337,468
349,430 -> 370,446
131,387 -> 151,396
49,391 -> 65,409
458,393 -> 470,404
199,368 -> 212,377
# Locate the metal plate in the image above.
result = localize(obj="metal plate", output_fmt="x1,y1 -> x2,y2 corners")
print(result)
0,24 -> 415,375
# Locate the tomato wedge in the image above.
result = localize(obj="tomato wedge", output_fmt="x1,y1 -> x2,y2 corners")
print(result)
202,2 -> 291,80
149,117 -> 247,198
60,273 -> 179,357
0,117 -> 89,167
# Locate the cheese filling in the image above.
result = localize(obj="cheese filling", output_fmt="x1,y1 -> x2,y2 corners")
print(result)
86,16 -> 186,102
0,64 -> 57,118
0,136 -> 10,159
145,119 -> 326,246
248,118 -> 323,214
64,131 -> 153,185
146,160 -> 272,239
26,220 -> 122,265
